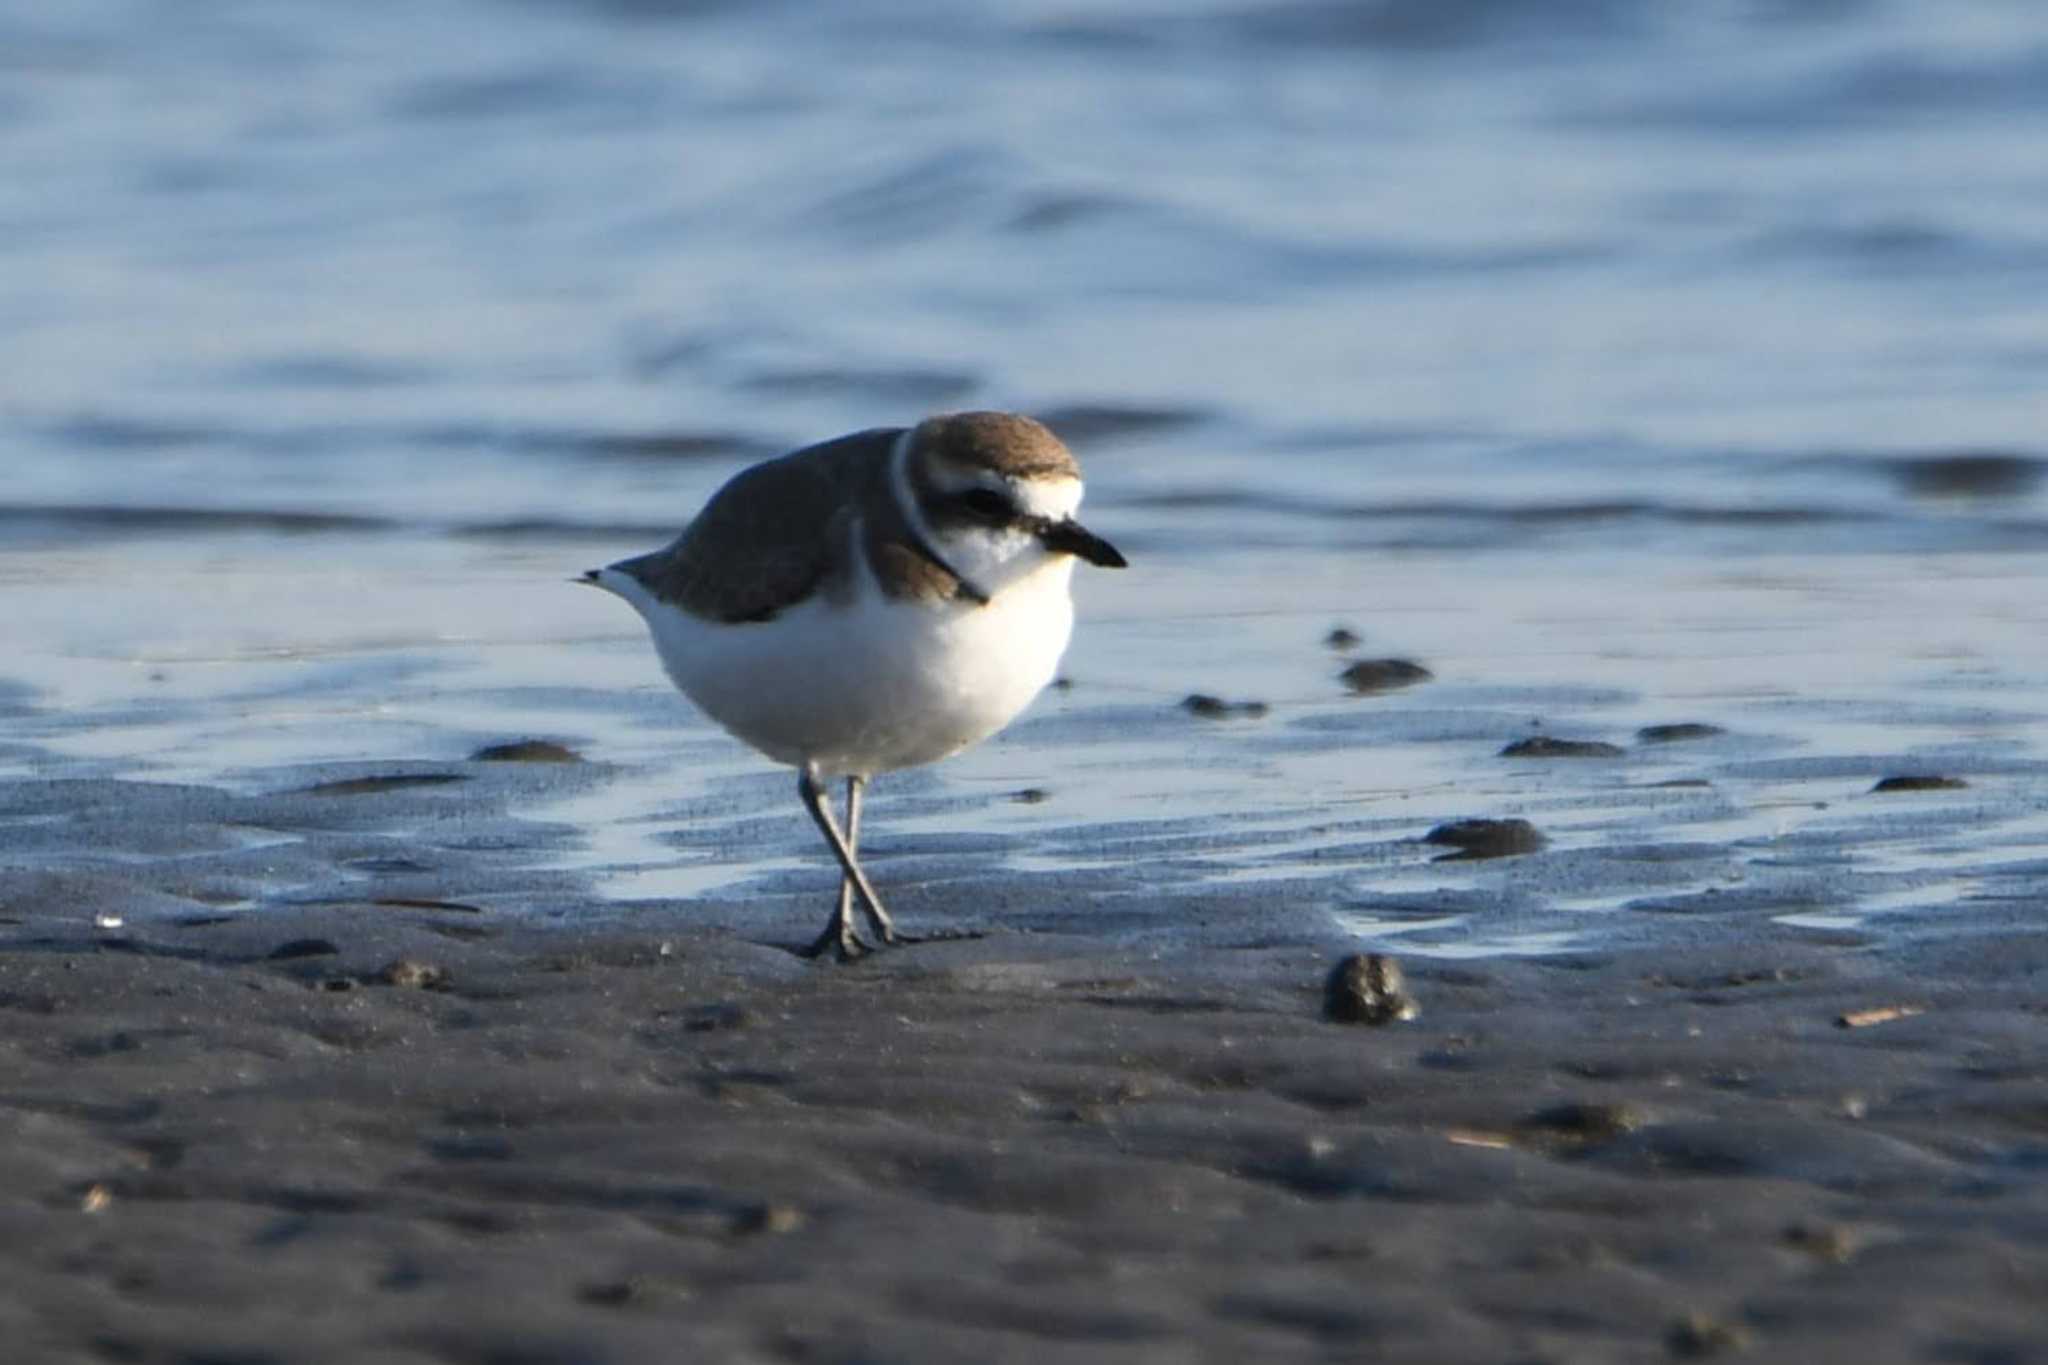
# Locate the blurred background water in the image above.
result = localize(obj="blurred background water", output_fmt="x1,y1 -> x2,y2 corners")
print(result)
6,0 -> 2045,543
5,0 -> 2048,952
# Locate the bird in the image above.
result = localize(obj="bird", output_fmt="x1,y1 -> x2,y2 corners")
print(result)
582,411 -> 1126,959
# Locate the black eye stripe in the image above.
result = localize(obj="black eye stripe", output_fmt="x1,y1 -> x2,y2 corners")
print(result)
955,488 -> 1014,519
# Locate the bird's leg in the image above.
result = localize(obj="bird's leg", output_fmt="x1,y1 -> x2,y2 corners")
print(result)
798,771 -> 868,960
837,773 -> 864,931
806,777 -> 868,959
797,766 -> 898,956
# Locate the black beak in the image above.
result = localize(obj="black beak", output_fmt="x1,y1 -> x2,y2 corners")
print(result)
1038,517 -> 1127,569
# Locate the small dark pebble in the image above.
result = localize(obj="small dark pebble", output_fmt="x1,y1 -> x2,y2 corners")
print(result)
1500,736 -> 1625,759
730,1202 -> 806,1236
1323,953 -> 1419,1025
578,1281 -> 639,1308
1422,818 -> 1547,861
266,938 -> 340,961
319,977 -> 355,993
1780,1223 -> 1859,1263
470,739 -> 583,763
298,773 -> 468,797
1011,787 -> 1051,804
1324,626 -> 1362,651
1645,965 -> 1800,991
1666,1311 -> 1751,1358
1636,723 -> 1726,744
350,856 -> 432,874
376,958 -> 451,990
683,1003 -> 752,1033
1518,1101 -> 1646,1150
1338,658 -> 1432,694
374,897 -> 485,914
1871,775 -> 1968,793
1182,694 -> 1269,720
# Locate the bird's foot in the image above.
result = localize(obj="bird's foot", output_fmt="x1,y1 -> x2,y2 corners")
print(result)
798,919 -> 873,962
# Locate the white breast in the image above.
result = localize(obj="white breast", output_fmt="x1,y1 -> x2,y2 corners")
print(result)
604,549 -> 1078,778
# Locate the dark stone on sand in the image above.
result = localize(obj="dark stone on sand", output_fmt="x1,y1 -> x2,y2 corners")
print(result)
682,1002 -> 751,1032
1781,1223 -> 1860,1263
1338,658 -> 1432,694
374,897 -> 484,914
267,938 -> 340,960
1667,1311 -> 1752,1357
1891,450 -> 2041,499
1500,736 -> 1625,758
1422,817 -> 1547,861
1870,775 -> 1968,792
470,740 -> 583,763
1324,626 -> 1361,651
1637,723 -> 1726,744
297,773 -> 468,796
1322,953 -> 1419,1025
69,1031 -> 143,1058
348,856 -> 433,874
730,1202 -> 806,1236
375,958 -> 451,990
578,1281 -> 639,1307
1518,1101 -> 1646,1150
1182,694 -> 1269,720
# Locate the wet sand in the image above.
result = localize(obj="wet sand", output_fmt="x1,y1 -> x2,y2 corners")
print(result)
4,888 -> 2046,1363
4,534 -> 2048,1361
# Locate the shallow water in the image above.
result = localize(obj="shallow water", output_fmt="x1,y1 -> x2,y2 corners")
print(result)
5,0 -> 2047,957
6,532 -> 2045,963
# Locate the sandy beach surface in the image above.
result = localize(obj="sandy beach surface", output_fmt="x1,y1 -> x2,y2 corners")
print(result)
4,533 -> 2046,1363
4,880 -> 2045,1363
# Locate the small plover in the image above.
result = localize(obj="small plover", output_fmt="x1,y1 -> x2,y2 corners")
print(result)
583,411 -> 1125,958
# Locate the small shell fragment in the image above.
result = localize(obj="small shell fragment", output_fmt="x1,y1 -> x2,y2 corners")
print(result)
1836,1005 -> 1924,1029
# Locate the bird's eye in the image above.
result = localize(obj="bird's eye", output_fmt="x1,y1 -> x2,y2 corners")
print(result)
957,488 -> 1013,520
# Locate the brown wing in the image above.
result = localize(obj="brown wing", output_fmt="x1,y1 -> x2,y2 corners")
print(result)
614,428 -> 904,624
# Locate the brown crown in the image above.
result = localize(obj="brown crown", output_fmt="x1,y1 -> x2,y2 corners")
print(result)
912,411 -> 1081,482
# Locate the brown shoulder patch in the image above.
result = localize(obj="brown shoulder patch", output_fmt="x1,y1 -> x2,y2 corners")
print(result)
616,428 -> 899,623
865,537 -> 961,604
